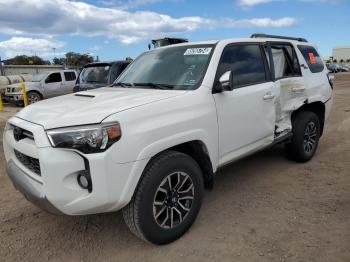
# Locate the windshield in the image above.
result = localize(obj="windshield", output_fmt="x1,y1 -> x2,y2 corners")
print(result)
154,40 -> 171,48
79,65 -> 111,84
32,73 -> 46,82
115,45 -> 214,90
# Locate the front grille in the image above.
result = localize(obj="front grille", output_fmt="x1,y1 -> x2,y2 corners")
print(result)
14,150 -> 41,176
7,87 -> 16,92
12,125 -> 34,141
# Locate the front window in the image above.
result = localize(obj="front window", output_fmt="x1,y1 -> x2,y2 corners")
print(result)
217,44 -> 267,88
115,45 -> 215,90
45,72 -> 62,83
79,65 -> 111,84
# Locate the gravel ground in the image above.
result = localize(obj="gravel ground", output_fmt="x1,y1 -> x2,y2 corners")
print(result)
0,74 -> 349,262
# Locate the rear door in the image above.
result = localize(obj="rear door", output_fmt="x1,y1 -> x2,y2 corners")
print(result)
213,43 -> 276,165
266,42 -> 305,133
63,71 -> 77,94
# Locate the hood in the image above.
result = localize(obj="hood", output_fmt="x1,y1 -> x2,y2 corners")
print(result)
16,87 -> 187,129
7,82 -> 40,90
76,83 -> 107,90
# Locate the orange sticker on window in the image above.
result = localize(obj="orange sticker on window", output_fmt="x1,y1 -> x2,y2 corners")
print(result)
309,52 -> 316,64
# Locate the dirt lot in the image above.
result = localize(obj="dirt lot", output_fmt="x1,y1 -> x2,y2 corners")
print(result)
0,74 -> 349,262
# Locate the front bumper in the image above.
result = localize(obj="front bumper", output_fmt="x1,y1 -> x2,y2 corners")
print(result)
3,93 -> 23,102
3,117 -> 149,215
6,160 -> 62,215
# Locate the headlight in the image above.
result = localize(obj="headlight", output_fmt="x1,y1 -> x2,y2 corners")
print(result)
46,122 -> 121,154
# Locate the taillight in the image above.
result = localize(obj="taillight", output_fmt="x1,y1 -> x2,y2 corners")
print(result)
327,73 -> 334,89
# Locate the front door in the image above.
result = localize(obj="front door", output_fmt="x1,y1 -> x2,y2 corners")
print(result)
43,72 -> 63,97
213,43 -> 276,165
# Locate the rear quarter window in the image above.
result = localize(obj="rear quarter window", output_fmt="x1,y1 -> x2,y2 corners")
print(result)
297,45 -> 324,73
64,71 -> 76,81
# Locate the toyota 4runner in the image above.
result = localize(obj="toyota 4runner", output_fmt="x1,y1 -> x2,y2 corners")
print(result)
3,34 -> 333,244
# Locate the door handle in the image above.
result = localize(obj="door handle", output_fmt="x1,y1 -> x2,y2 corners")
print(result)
301,64 -> 309,70
291,86 -> 306,93
263,92 -> 275,100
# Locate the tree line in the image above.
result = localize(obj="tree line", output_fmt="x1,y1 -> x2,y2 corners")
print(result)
2,52 -> 96,68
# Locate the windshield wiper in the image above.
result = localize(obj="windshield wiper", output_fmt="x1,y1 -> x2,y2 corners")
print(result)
112,82 -> 134,88
86,80 -> 106,84
134,82 -> 174,89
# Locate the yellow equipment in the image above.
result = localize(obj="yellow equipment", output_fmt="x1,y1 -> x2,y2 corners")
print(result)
22,83 -> 28,107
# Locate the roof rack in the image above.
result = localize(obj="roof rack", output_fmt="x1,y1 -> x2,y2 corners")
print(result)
251,33 -> 308,43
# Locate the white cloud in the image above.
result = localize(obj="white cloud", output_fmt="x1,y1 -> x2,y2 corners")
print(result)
0,37 -> 65,58
224,17 -> 298,27
0,0 -> 298,45
238,0 -> 342,7
99,0 -> 165,9
238,0 -> 274,7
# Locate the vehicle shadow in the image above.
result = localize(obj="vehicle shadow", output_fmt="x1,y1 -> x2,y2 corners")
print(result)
15,144 -> 297,260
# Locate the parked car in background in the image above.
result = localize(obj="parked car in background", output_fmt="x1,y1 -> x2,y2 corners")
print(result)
73,61 -> 131,92
4,70 -> 77,105
150,37 -> 188,49
327,63 -> 340,73
326,63 -> 349,73
339,65 -> 350,72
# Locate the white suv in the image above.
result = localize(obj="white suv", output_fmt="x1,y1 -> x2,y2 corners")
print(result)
3,34 -> 333,244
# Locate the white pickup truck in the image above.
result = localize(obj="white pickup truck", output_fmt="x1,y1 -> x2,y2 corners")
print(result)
3,34 -> 333,245
4,70 -> 77,105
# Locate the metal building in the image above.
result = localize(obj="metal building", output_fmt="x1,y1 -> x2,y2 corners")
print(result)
332,46 -> 350,63
0,65 -> 64,76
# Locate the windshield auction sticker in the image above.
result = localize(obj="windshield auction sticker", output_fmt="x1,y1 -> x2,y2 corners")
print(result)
184,48 -> 212,56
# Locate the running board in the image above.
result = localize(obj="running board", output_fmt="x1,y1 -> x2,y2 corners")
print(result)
273,132 -> 293,145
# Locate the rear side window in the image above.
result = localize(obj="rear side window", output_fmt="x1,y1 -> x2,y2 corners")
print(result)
268,44 -> 301,79
64,71 -> 76,81
298,45 -> 324,73
46,73 -> 62,83
217,44 -> 267,88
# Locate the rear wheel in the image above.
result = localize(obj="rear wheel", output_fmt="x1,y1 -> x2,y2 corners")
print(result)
285,111 -> 320,162
123,150 -> 204,244
27,91 -> 41,105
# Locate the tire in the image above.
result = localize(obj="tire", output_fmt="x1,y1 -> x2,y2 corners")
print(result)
285,111 -> 321,162
15,101 -> 24,107
27,91 -> 41,105
123,150 -> 204,245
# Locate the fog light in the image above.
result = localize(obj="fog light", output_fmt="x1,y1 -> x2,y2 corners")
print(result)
77,172 -> 91,190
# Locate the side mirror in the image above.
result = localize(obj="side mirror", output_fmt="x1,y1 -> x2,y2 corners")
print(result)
214,71 -> 234,93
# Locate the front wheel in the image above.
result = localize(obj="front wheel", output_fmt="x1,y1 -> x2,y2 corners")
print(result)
123,150 -> 204,244
27,91 -> 41,105
285,111 -> 321,162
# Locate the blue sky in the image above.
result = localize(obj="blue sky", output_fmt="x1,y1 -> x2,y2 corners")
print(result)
0,0 -> 349,61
